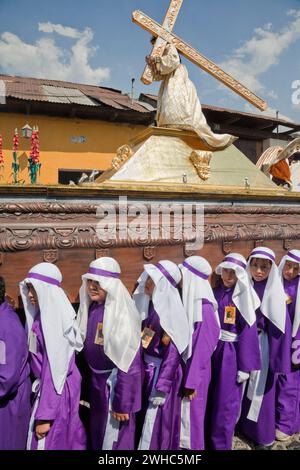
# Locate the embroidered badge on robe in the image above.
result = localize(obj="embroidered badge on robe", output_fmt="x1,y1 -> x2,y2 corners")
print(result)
29,331 -> 37,355
286,295 -> 293,305
0,340 -> 6,364
94,322 -> 104,346
161,332 -> 171,347
141,327 -> 155,349
224,305 -> 236,325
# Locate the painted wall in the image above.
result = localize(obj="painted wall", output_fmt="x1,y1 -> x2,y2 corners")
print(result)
0,113 -> 147,184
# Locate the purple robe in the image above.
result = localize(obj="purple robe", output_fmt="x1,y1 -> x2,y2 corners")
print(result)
138,302 -> 183,450
181,300 -> 220,450
240,278 -> 292,446
27,314 -> 86,450
276,276 -> 300,436
209,284 -> 261,450
0,301 -> 31,450
83,302 -> 142,450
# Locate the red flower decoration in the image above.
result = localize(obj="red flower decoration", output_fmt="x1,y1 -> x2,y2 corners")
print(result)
29,129 -> 40,164
0,134 -> 3,166
13,131 -> 19,152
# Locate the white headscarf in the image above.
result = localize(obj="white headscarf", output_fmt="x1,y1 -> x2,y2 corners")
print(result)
133,260 -> 189,356
77,257 -> 141,373
278,249 -> 300,337
179,256 -> 220,361
20,262 -> 83,395
215,253 -> 260,327
247,246 -> 287,333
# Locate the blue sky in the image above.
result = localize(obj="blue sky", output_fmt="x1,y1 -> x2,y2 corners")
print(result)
0,0 -> 300,122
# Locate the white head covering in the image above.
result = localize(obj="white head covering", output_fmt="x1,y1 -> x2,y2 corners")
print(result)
215,253 -> 260,327
247,246 -> 287,333
179,256 -> 220,361
77,257 -> 141,373
133,260 -> 189,356
278,249 -> 300,337
20,262 -> 83,395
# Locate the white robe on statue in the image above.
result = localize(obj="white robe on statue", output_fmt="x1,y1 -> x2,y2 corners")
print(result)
153,44 -> 236,150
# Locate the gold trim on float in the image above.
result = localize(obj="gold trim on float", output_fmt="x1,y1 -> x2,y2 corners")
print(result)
1,182 -> 300,202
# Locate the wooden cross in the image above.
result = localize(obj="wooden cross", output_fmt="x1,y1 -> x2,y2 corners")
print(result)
133,1 -> 267,111
141,0 -> 184,86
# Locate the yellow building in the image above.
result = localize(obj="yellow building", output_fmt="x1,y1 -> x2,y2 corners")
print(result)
0,74 -> 154,184
1,74 -> 299,186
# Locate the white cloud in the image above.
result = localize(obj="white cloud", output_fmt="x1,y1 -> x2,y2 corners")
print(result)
287,9 -> 300,18
267,90 -> 278,100
219,9 -> 300,95
38,22 -> 81,39
0,23 -> 110,85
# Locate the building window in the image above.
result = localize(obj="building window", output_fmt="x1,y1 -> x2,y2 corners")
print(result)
58,169 -> 103,185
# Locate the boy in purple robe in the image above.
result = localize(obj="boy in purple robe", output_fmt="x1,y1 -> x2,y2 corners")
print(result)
275,249 -> 300,441
179,257 -> 220,450
0,276 -> 31,450
77,257 -> 142,450
209,253 -> 261,450
133,260 -> 189,450
20,263 -> 86,450
239,247 -> 291,448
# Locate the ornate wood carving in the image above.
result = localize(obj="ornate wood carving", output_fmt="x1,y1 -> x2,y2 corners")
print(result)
111,145 -> 133,170
1,201 -> 300,253
1,223 -> 299,252
95,248 -> 110,259
189,151 -> 212,181
183,244 -> 195,258
43,249 -> 58,263
283,239 -> 293,251
3,202 -> 300,215
143,246 -> 156,261
222,241 -> 232,254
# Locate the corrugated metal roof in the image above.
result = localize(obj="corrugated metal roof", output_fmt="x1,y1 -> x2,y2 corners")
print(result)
43,85 -> 97,106
0,74 -> 152,113
136,100 -> 155,111
5,80 -> 48,102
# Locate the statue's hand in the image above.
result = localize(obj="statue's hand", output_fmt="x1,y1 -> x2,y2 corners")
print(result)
146,55 -> 156,66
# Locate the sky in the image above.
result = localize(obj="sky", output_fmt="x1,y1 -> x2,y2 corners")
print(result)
0,0 -> 300,123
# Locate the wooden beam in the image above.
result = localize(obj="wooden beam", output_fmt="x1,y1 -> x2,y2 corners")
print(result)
142,0 -> 183,84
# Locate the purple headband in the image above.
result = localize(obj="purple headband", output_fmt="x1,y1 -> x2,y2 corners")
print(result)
88,267 -> 120,278
222,256 -> 246,270
182,261 -> 209,280
156,263 -> 178,288
287,251 -> 300,264
251,250 -> 275,262
27,272 -> 61,287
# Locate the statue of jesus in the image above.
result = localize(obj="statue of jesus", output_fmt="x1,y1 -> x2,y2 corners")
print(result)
146,38 -> 237,150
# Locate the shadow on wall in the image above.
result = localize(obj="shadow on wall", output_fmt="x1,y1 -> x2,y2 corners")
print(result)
19,152 -> 28,171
